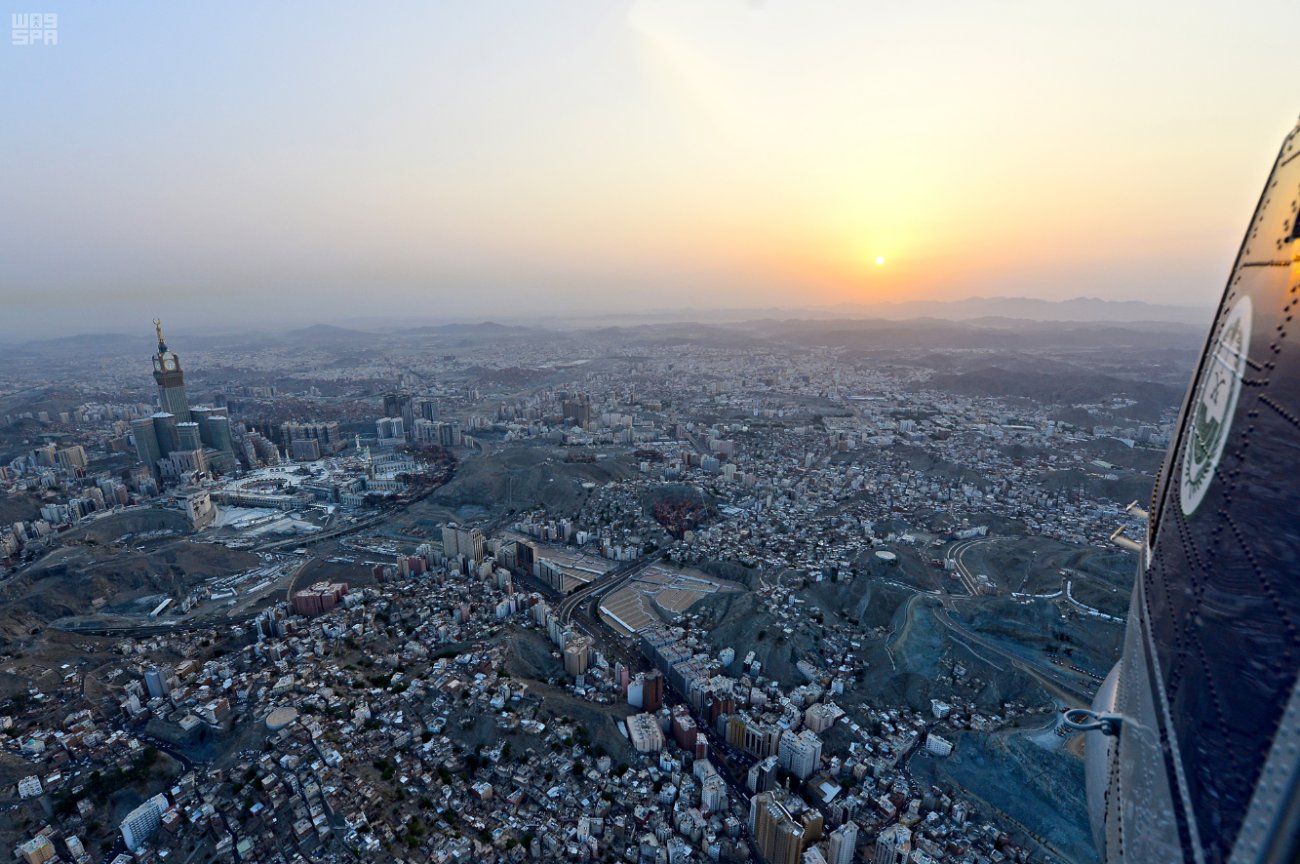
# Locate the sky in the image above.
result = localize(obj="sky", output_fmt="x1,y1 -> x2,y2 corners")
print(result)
2,0 -> 1299,337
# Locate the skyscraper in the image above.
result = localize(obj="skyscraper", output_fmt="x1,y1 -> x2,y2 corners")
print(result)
827,821 -> 858,864
563,635 -> 591,677
151,319 -> 190,422
874,824 -> 911,864
131,416 -> 162,478
120,792 -> 170,851
779,728 -> 823,781
383,391 -> 413,432
144,664 -> 174,699
642,669 -> 664,712
205,414 -> 234,453
176,421 -> 202,451
151,412 -> 178,456
750,792 -> 806,864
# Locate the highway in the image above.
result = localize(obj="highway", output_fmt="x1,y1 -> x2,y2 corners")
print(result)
252,513 -> 387,553
930,601 -> 1094,704
556,551 -> 662,626
537,549 -> 761,859
945,537 -> 989,596
93,726 -> 209,864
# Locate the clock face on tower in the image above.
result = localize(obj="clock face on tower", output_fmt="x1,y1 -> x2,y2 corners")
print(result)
164,357 -> 177,371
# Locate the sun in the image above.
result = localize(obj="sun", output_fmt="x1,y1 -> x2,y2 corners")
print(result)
874,255 -> 886,266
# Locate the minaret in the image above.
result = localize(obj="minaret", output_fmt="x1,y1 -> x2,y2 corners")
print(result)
151,318 -> 191,422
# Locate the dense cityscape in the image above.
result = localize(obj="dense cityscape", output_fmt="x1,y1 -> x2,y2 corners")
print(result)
7,3 -> 1300,861
0,307 -> 1195,864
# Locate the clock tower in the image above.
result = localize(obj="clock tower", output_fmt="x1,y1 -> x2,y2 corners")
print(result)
151,318 -> 191,422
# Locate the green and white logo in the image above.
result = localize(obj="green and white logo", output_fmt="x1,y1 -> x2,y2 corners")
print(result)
1180,295 -> 1252,516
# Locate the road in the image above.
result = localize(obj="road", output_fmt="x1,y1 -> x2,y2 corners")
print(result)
945,537 -> 990,596
93,727 -> 208,864
252,513 -> 386,553
534,547 -> 763,856
930,601 -> 1094,704
282,556 -> 320,604
556,551 -> 662,626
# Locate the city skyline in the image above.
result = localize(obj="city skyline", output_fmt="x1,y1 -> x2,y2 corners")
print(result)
4,118 -> 1300,862
4,0 -> 1299,337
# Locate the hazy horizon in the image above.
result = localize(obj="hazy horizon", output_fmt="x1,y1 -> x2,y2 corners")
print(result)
4,1 -> 1297,337
0,294 -> 1223,346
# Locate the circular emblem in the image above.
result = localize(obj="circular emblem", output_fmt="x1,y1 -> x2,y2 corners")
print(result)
1180,295 -> 1252,516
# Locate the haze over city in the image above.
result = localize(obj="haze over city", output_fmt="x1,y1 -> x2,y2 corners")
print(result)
4,0 -> 1299,337
6,4 -> 1300,864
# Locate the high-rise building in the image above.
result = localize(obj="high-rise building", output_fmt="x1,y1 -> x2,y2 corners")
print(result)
750,791 -> 806,864
564,635 -> 591,677
670,705 -> 699,751
189,405 -> 213,442
55,445 -> 88,470
16,835 -> 54,864
411,396 -> 438,421
627,713 -> 665,753
151,319 -> 190,422
152,412 -> 178,456
827,822 -> 858,864
643,669 -> 664,712
383,391 -> 411,423
740,719 -> 782,760
413,417 -> 438,444
176,421 -> 202,451
131,416 -> 162,478
376,416 -> 404,440
701,772 -> 727,812
144,664 -> 175,699
437,420 -> 462,448
779,729 -> 824,781
800,810 -> 824,845
748,755 -> 780,794
562,393 -> 592,426
292,582 -> 348,617
442,523 -> 484,564
873,824 -> 911,864
120,792 -> 170,851
281,420 -> 344,455
205,414 -> 234,452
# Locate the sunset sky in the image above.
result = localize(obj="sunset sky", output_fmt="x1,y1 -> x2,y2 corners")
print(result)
3,1 -> 1298,336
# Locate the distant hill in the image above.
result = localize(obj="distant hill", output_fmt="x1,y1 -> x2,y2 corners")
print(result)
570,296 -> 1214,328
733,316 -> 1205,352
827,296 -> 1212,325
4,296 -> 1215,348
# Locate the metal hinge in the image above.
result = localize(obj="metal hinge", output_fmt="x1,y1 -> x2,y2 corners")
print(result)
1063,707 -> 1123,737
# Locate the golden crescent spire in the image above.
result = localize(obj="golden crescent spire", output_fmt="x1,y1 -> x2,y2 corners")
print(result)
154,318 -> 166,350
